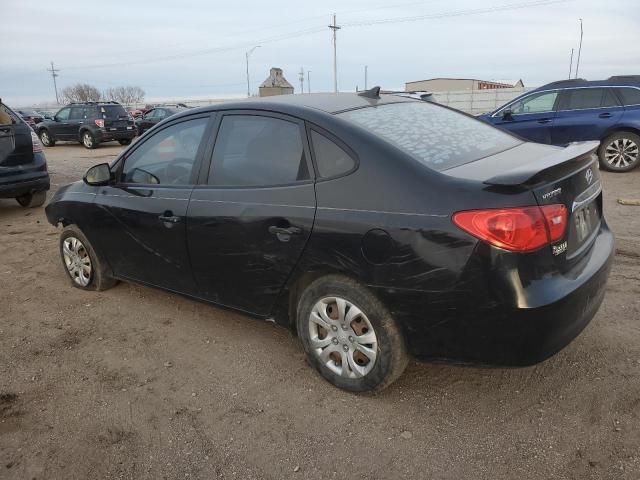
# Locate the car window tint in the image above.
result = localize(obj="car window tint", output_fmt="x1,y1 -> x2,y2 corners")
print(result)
0,103 -> 19,125
69,107 -> 84,120
509,91 -> 558,114
310,130 -> 355,178
564,88 -> 606,110
602,89 -> 621,107
208,115 -> 308,187
617,87 -> 640,106
339,102 -> 521,171
101,105 -> 128,119
122,117 -> 207,185
56,108 -> 70,121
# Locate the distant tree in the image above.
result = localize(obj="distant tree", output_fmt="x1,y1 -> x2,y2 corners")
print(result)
104,86 -> 145,105
60,83 -> 101,103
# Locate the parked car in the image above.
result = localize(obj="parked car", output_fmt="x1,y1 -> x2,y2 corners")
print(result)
45,90 -> 613,391
16,109 -> 44,127
135,106 -> 188,135
35,101 -> 136,149
478,76 -> 640,172
127,107 -> 145,119
0,99 -> 50,207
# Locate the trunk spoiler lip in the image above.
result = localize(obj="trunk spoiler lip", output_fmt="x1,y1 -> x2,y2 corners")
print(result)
483,141 -> 600,187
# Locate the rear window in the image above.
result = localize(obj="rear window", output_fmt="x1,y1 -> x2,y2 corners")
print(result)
100,105 -> 128,119
338,102 -> 521,171
0,103 -> 21,125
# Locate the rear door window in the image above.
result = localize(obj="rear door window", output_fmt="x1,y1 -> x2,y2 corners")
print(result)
208,115 -> 309,187
310,130 -> 355,178
69,107 -> 84,120
339,102 -> 521,171
616,87 -> 640,106
560,88 -> 610,110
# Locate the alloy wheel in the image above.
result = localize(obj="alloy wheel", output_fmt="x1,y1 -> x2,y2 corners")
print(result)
605,137 -> 639,169
308,296 -> 378,378
40,131 -> 50,146
62,237 -> 92,287
83,132 -> 93,148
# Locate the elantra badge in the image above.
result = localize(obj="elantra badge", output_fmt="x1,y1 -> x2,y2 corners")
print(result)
585,168 -> 593,184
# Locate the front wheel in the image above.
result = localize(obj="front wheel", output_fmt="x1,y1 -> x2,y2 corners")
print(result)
118,139 -> 132,146
296,275 -> 409,392
82,130 -> 97,149
16,191 -> 46,208
39,129 -> 55,147
59,225 -> 117,291
598,132 -> 640,172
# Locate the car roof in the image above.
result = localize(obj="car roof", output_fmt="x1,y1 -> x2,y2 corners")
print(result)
181,93 -> 417,118
533,76 -> 640,92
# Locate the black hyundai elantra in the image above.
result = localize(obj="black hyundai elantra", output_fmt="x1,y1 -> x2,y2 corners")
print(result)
45,90 -> 614,392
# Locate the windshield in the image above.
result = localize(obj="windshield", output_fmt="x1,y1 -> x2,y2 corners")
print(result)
100,105 -> 128,119
338,102 -> 521,171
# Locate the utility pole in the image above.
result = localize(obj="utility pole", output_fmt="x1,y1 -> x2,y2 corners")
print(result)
245,46 -> 260,97
328,14 -> 341,93
575,18 -> 583,79
47,61 -> 60,104
299,67 -> 305,94
364,65 -> 368,90
568,48 -> 574,79
307,71 -> 311,93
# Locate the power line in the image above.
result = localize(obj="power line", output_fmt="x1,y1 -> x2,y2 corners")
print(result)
46,61 -> 60,104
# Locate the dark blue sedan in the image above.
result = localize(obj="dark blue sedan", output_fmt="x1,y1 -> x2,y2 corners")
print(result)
478,76 -> 640,172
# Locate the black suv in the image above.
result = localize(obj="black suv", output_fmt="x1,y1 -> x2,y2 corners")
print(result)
0,99 -> 50,208
35,101 -> 136,149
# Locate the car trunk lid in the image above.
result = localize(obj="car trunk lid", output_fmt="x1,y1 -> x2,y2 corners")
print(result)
444,141 -> 602,263
100,105 -> 134,131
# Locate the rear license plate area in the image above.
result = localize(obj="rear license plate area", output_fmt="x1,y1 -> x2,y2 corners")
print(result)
574,201 -> 599,244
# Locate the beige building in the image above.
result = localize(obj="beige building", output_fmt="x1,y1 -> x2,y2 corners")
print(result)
259,67 -> 294,97
405,78 -> 524,92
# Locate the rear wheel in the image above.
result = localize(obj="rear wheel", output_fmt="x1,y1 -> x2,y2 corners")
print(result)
598,132 -> 640,172
16,191 -> 46,208
296,275 -> 408,392
39,129 -> 54,147
82,130 -> 97,149
59,225 -> 117,291
118,139 -> 132,146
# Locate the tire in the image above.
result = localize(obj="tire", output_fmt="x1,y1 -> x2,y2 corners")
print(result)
59,225 -> 117,291
118,139 -> 132,146
16,190 -> 47,208
81,130 -> 97,149
296,275 -> 409,392
38,129 -> 55,147
598,131 -> 640,172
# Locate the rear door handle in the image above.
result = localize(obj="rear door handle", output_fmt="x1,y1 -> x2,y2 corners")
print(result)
599,112 -> 612,118
158,213 -> 181,223
269,225 -> 302,242
537,119 -> 552,124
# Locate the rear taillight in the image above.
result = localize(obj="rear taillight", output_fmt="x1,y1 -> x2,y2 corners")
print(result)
31,131 -> 43,153
452,204 -> 567,252
95,119 -> 105,128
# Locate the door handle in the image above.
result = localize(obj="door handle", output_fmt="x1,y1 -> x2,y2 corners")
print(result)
158,213 -> 181,223
599,112 -> 612,118
537,119 -> 552,124
269,225 -> 302,242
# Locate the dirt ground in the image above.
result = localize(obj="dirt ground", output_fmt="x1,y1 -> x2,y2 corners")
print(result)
1,142 -> 639,480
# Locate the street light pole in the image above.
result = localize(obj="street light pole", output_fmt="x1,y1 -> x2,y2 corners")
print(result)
245,45 -> 261,97
575,19 -> 583,79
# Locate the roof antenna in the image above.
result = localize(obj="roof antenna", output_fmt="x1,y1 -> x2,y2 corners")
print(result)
358,86 -> 381,99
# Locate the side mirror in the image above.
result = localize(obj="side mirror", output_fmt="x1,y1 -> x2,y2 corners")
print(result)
83,163 -> 112,186
502,109 -> 514,121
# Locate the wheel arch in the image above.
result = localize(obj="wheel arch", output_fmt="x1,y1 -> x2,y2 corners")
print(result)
600,125 -> 640,141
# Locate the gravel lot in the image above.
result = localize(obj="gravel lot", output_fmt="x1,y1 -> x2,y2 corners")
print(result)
1,142 -> 639,480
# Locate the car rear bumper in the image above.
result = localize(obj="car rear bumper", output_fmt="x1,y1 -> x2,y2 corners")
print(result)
371,223 -> 615,366
96,128 -> 136,142
0,153 -> 50,198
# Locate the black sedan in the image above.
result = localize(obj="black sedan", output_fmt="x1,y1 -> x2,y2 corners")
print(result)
135,106 -> 188,135
45,90 -> 614,392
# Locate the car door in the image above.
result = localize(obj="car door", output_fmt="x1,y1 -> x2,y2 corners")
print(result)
89,113 -> 213,293
49,107 -> 72,139
490,90 -> 559,144
551,87 -> 624,145
187,111 -> 316,315
67,106 -> 86,139
140,109 -> 158,132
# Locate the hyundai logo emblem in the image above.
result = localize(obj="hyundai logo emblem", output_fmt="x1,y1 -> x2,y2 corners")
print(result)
585,168 -> 593,184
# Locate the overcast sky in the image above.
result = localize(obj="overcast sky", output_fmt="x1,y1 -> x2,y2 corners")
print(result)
2,0 -> 639,106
